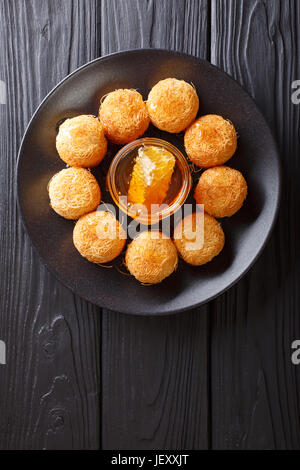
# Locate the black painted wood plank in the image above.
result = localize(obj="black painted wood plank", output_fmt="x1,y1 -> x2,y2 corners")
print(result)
210,0 -> 300,449
100,0 -> 210,450
102,310 -> 210,450
0,0 -> 100,449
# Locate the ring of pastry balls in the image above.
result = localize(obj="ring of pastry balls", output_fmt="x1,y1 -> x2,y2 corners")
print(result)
147,78 -> 199,133
56,115 -> 107,167
125,231 -> 178,284
174,212 -> 225,266
48,167 -> 101,220
48,78 -> 247,283
73,211 -> 126,264
194,166 -> 248,218
184,114 -> 237,167
99,89 -> 150,145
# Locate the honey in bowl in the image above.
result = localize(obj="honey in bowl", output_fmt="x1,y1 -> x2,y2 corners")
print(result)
107,138 -> 192,225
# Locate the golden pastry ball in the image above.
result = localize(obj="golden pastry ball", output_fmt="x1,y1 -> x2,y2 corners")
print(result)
48,167 -> 101,220
73,211 -> 126,264
194,166 -> 248,217
125,231 -> 178,284
56,115 -> 107,167
147,78 -> 199,133
174,212 -> 225,266
99,89 -> 150,144
184,114 -> 237,167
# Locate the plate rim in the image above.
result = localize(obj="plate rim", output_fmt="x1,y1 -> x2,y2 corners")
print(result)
16,48 -> 282,316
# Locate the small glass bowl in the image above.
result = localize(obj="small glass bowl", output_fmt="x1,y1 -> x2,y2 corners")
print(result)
107,137 -> 192,225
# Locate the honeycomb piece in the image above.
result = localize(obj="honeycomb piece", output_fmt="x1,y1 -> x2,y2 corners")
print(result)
128,145 -> 175,211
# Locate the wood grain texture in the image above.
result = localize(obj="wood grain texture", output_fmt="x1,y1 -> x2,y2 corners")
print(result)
0,0 -> 101,449
102,310 -> 209,449
100,0 -> 208,55
100,0 -> 210,450
210,0 -> 300,449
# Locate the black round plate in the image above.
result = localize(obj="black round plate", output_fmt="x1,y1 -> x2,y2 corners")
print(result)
17,49 -> 281,316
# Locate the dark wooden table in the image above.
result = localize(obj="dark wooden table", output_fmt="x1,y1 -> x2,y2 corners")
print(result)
0,0 -> 299,450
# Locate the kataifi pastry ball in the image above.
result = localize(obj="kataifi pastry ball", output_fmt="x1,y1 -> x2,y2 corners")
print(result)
174,212 -> 225,266
48,167 -> 101,220
73,211 -> 126,264
184,114 -> 237,167
99,89 -> 150,145
147,78 -> 199,133
125,231 -> 178,284
194,166 -> 248,218
56,115 -> 107,167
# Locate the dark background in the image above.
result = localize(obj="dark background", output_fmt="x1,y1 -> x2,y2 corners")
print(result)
0,0 -> 299,450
